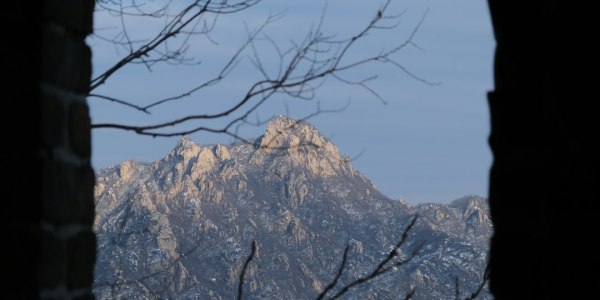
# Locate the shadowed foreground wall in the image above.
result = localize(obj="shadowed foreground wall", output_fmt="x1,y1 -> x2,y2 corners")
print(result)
1,1 -> 96,298
487,1 -> 598,298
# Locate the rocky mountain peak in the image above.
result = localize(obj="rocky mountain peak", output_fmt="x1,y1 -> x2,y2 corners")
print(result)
266,114 -> 312,130
260,115 -> 325,148
94,117 -> 492,299
172,136 -> 202,162
176,135 -> 197,149
253,115 -> 347,177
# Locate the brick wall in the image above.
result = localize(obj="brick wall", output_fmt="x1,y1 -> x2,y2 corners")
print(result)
2,1 -> 96,298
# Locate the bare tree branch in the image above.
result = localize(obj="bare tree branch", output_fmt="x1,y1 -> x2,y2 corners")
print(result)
463,263 -> 490,300
89,93 -> 151,114
91,0 -> 260,91
316,245 -> 350,300
404,289 -> 416,300
316,215 -> 420,300
91,0 -> 435,140
141,12 -> 281,111
238,240 -> 257,300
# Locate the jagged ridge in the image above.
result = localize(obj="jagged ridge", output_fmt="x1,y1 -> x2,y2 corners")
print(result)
93,116 -> 492,299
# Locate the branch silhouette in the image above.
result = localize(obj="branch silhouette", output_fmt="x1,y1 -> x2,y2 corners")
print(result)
237,240 -> 257,300
319,215 -> 420,300
91,0 -> 434,139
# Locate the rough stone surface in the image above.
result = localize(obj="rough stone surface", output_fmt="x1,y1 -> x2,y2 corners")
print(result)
43,163 -> 95,225
38,231 -> 67,289
67,231 -> 97,289
3,2 -> 95,299
94,116 -> 492,299
68,102 -> 92,156
41,93 -> 66,147
42,25 -> 91,93
44,0 -> 94,34
487,2 -> 598,299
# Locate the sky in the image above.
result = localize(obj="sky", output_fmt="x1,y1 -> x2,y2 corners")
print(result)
89,0 -> 495,205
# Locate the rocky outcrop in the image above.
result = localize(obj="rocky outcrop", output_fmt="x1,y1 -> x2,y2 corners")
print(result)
94,116 -> 492,299
253,116 -> 349,177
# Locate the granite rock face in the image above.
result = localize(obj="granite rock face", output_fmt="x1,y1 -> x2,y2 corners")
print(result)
93,116 -> 492,299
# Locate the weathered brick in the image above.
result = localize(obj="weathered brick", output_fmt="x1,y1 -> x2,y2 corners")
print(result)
43,0 -> 94,35
5,0 -> 96,298
41,92 -> 66,148
42,26 -> 91,94
67,231 -> 96,289
68,102 -> 91,157
38,230 -> 67,289
42,163 -> 95,225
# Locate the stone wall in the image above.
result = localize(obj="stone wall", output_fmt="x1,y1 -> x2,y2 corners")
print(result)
2,1 -> 96,299
487,1 -> 597,298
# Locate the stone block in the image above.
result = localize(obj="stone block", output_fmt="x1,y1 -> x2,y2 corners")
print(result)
41,92 -> 66,148
42,163 -> 95,225
67,231 -> 96,289
43,0 -> 94,35
68,102 -> 91,157
42,26 -> 91,93
38,230 -> 67,289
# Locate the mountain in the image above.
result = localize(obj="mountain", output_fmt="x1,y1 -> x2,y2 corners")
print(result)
93,116 -> 492,299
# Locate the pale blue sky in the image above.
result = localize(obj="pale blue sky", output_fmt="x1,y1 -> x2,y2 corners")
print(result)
89,0 -> 494,204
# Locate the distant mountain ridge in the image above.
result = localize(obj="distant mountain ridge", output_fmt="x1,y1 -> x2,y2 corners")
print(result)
93,116 -> 492,299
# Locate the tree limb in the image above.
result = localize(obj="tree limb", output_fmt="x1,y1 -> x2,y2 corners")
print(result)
238,240 -> 258,300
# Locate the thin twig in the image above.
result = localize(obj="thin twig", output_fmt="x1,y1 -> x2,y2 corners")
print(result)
404,288 -> 416,300
91,0 -> 260,91
325,215 -> 419,300
238,240 -> 258,300
316,245 -> 350,300
89,93 -> 151,114
92,0 -> 435,138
